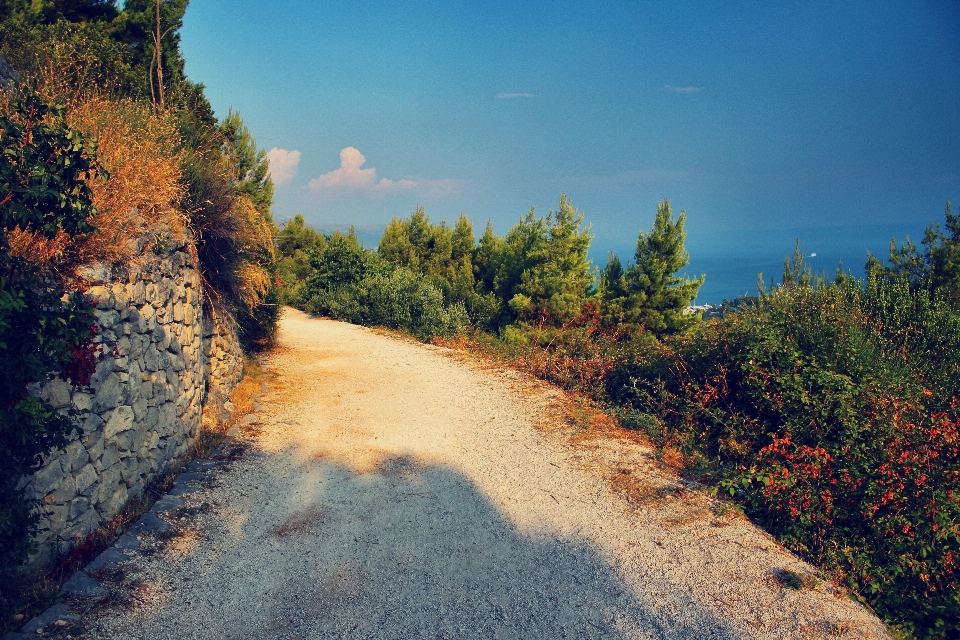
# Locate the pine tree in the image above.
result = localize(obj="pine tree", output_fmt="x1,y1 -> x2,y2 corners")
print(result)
603,199 -> 703,336
378,207 -> 479,306
378,215 -> 417,268
495,194 -> 593,325
473,220 -> 505,294
867,201 -> 960,306
448,214 -> 476,301
220,109 -> 274,218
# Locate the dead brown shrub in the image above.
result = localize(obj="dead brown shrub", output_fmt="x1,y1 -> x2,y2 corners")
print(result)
4,96 -> 186,278
69,97 -> 186,266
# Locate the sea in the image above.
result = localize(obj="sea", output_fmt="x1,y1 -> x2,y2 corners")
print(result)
591,221 -> 932,306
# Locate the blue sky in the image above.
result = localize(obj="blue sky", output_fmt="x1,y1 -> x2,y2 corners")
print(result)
180,0 -> 960,301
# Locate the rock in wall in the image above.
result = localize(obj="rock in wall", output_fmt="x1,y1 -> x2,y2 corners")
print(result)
21,240 -> 240,568
203,311 -> 244,398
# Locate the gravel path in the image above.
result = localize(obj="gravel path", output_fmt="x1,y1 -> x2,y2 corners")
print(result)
81,308 -> 889,639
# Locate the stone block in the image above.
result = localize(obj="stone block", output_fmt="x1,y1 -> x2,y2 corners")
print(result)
63,441 -> 89,471
175,471 -> 214,485
151,495 -> 183,512
157,328 -> 172,351
145,282 -> 158,304
104,405 -> 135,439
127,477 -> 144,499
101,484 -> 128,518
144,344 -> 160,372
60,571 -> 107,598
74,463 -> 97,495
184,303 -> 196,324
120,456 -> 140,484
145,405 -> 160,431
69,496 -> 90,520
48,474 -> 77,503
111,283 -> 130,309
169,483 -> 200,496
114,532 -> 139,550
95,465 -> 121,506
114,429 -> 135,452
166,370 -> 180,395
131,397 -> 148,422
138,454 -> 157,478
83,429 -> 103,457
113,355 -> 129,373
94,309 -> 120,329
131,512 -> 170,535
30,460 -> 65,499
97,444 -> 118,472
41,503 -> 68,533
77,262 -> 111,285
82,414 -> 104,439
87,285 -> 112,309
130,307 -> 147,333
94,373 -> 122,412
72,391 -> 92,412
158,402 -> 176,434
132,280 -> 146,305
115,335 -> 131,357
20,604 -> 79,635
86,547 -> 130,573
41,377 -> 72,409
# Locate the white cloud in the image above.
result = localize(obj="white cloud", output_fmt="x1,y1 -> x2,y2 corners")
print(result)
308,147 -> 377,190
265,148 -> 301,186
307,147 -> 465,199
663,85 -> 703,94
369,177 -> 417,192
496,92 -> 535,99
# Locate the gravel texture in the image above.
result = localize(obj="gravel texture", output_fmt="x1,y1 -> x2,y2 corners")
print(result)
77,308 -> 889,639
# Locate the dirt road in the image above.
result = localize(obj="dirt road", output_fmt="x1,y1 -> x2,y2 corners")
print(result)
83,308 -> 888,639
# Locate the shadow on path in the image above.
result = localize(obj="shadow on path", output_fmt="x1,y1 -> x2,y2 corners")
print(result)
179,453 -> 741,640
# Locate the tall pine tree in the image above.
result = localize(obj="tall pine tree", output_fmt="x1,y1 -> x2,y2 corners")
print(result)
602,199 -> 702,336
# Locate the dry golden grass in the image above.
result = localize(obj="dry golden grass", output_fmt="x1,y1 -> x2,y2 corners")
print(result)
4,96 -> 186,279
229,195 -> 275,311
228,357 -> 266,420
5,228 -> 72,272
70,97 -> 186,268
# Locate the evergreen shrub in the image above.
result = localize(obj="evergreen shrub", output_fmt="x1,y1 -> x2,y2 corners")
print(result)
299,232 -> 467,340
0,94 -> 101,573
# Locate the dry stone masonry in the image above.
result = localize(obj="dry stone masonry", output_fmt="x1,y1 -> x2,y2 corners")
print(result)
204,312 -> 244,398
22,240 -> 244,568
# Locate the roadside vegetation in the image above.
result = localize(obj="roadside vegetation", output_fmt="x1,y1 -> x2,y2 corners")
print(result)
1,1 -> 956,636
0,0 -> 281,615
283,200 -> 960,637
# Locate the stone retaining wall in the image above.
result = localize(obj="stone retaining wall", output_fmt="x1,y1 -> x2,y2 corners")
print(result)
22,242 -> 244,568
204,312 -> 244,397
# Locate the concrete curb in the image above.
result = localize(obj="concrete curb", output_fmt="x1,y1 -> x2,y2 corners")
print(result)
7,445 -> 230,637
